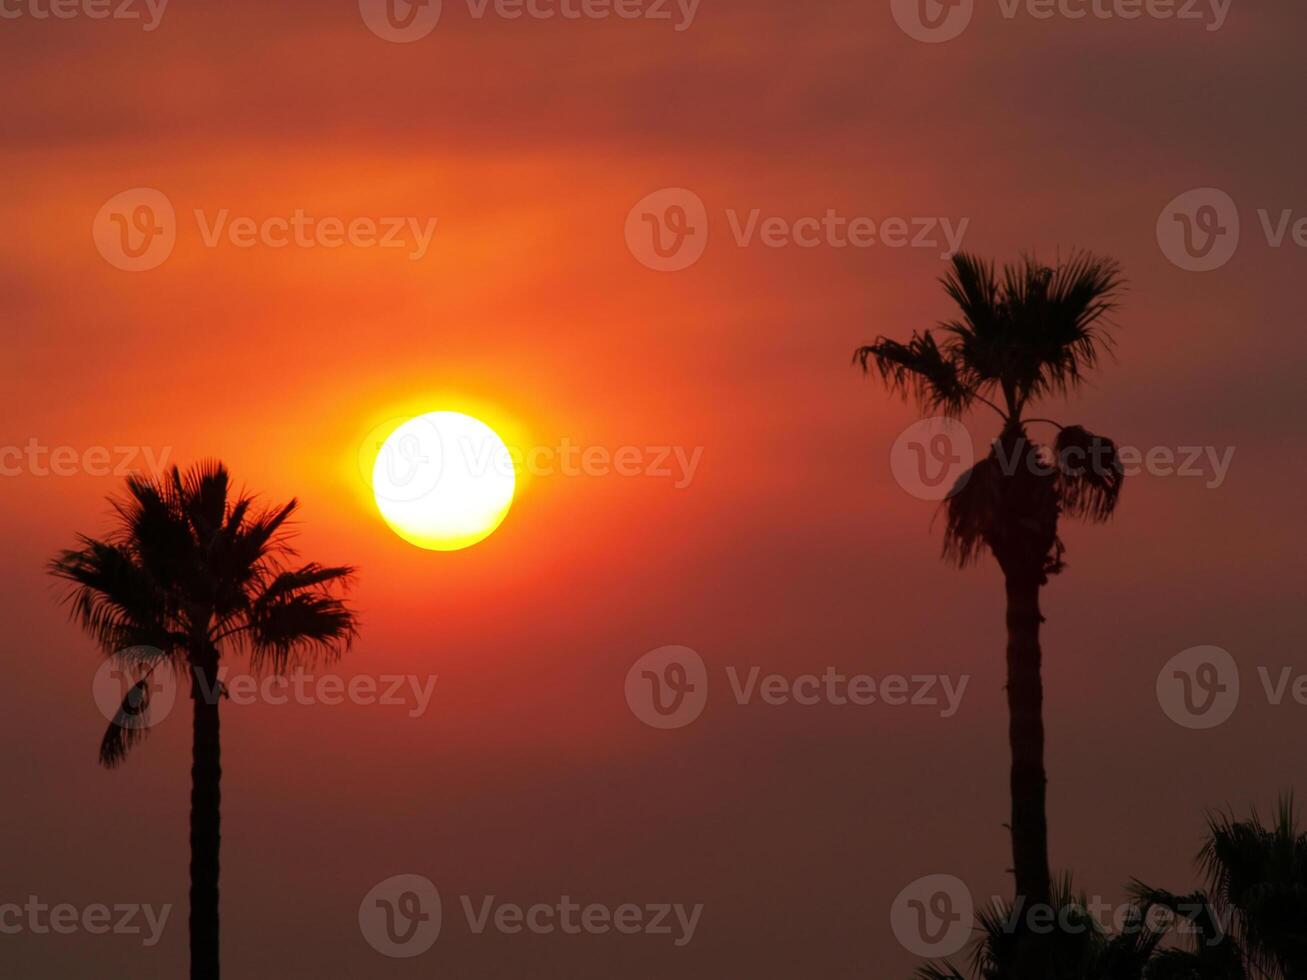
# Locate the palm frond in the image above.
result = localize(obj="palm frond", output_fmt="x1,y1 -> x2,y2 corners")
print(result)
1001,251 -> 1124,405
1200,796 -> 1307,980
942,431 -> 1063,579
942,455 -> 1003,569
855,331 -> 974,416
1055,425 -> 1124,523
914,964 -> 968,980
247,588 -> 357,675
1128,883 -> 1246,979
50,538 -> 176,654
177,459 -> 230,543
97,659 -> 170,768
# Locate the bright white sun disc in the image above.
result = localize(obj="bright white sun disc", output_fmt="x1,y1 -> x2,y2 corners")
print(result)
372,412 -> 515,551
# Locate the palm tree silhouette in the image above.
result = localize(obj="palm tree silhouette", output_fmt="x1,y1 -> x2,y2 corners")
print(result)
916,800 -> 1307,979
916,876 -> 1170,980
855,252 -> 1125,914
51,462 -> 357,980
1138,796 -> 1307,979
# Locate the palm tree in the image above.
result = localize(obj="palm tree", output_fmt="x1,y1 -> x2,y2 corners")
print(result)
916,876 -> 1168,980
51,462 -> 357,980
855,252 -> 1126,915
1138,796 -> 1307,980
916,801 -> 1306,980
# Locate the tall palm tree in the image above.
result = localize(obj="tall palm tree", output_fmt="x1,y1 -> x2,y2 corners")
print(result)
51,462 -> 357,980
855,252 -> 1126,915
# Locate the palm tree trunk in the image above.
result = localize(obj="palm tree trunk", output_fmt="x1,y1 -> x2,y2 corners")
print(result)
190,660 -> 221,980
1004,572 -> 1051,909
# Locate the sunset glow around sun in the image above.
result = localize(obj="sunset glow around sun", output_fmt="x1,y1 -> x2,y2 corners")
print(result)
371,412 -> 516,551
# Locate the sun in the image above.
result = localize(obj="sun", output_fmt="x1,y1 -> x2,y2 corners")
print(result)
371,411 -> 516,551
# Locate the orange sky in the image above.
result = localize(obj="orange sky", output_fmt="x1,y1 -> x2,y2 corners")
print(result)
3,1 -> 1306,976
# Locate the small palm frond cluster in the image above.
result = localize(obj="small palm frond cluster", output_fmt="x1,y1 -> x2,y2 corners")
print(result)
855,251 -> 1126,579
51,461 -> 358,767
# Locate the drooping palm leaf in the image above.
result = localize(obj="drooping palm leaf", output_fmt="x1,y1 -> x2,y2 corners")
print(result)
942,429 -> 1063,579
98,659 -> 172,768
1055,425 -> 1124,523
